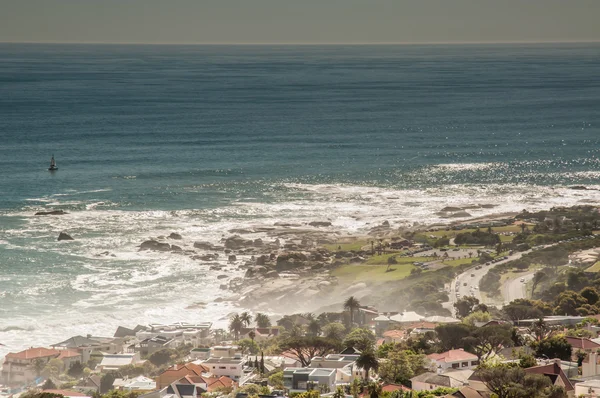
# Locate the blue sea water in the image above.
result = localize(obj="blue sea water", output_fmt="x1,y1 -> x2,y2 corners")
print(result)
0,43 -> 599,354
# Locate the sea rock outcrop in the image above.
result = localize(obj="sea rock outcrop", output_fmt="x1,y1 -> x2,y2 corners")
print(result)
275,252 -> 309,271
224,235 -> 254,250
58,232 -> 74,241
309,221 -> 332,227
139,240 -> 171,251
168,233 -> 182,240
36,210 -> 68,216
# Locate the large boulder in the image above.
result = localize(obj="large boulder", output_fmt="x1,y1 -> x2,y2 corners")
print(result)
256,255 -> 268,266
265,270 -> 280,278
309,221 -> 332,227
276,252 -> 309,271
57,232 -> 74,241
139,240 -> 171,251
228,255 -> 237,263
194,241 -> 215,250
36,210 -> 68,216
224,235 -> 254,250
168,233 -> 183,240
170,245 -> 183,252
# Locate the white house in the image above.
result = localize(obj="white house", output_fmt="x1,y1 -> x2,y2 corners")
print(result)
201,354 -> 245,382
427,349 -> 478,374
113,376 -> 157,391
574,379 -> 600,397
98,353 -> 140,372
410,369 -> 472,392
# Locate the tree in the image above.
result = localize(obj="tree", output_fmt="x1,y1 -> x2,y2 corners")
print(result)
67,361 -> 85,378
237,338 -> 260,354
255,313 -> 271,328
454,296 -> 480,318
356,349 -> 379,380
378,349 -> 427,386
278,336 -> 340,367
42,379 -> 57,390
531,271 -> 548,296
229,313 -> 244,340
435,323 -> 472,351
268,370 -> 284,389
308,319 -> 321,337
148,348 -> 177,367
333,387 -> 345,398
343,328 -> 376,352
532,336 -> 572,361
323,322 -> 346,340
462,311 -> 491,327
581,287 -> 600,305
42,358 -> 64,379
260,351 -> 265,374
530,318 -> 553,342
344,296 -> 361,326
31,358 -> 46,378
240,311 -> 252,327
477,364 -> 557,398
248,330 -> 256,342
554,291 -> 586,316
463,324 -> 514,361
100,372 -> 118,394
366,381 -> 382,398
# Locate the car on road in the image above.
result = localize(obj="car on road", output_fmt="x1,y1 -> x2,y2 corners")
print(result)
520,278 -> 525,282
463,282 -> 468,286
471,273 -> 475,277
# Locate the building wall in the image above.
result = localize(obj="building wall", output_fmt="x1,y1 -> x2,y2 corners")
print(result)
205,360 -> 244,381
411,381 -> 445,392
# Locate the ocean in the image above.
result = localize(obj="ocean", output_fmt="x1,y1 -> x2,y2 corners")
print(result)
0,43 -> 599,357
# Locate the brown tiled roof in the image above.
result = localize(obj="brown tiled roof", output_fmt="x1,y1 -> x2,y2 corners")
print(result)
524,363 -> 574,392
407,322 -> 437,330
383,330 -> 406,339
565,336 -> 600,350
6,347 -> 60,360
58,350 -> 82,359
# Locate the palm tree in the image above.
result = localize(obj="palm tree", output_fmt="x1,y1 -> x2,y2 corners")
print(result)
344,296 -> 361,326
366,381 -> 382,398
240,311 -> 252,327
229,313 -> 244,340
356,350 -> 379,381
249,330 -> 256,342
255,313 -> 271,328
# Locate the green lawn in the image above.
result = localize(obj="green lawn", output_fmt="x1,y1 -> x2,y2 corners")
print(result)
423,225 -> 524,239
443,258 -> 477,267
365,254 -> 430,265
331,263 -> 416,282
586,261 -> 600,272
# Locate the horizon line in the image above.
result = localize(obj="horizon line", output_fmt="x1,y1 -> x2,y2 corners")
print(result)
1,39 -> 600,46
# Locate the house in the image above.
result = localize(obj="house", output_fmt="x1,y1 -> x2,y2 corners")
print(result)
172,374 -> 236,393
138,335 -> 175,357
406,322 -> 437,336
201,354 -> 245,382
136,323 -> 212,347
423,316 -> 461,324
190,348 -> 211,361
382,330 -> 406,344
307,354 -> 365,382
389,311 -> 425,325
262,356 -> 301,372
524,363 -> 574,397
42,389 -> 90,398
51,335 -> 125,363
381,383 -> 411,393
410,369 -> 473,392
98,353 -> 140,372
565,336 -> 600,352
210,346 -> 241,358
574,379 -> 600,397
239,328 -> 280,342
283,368 -> 336,393
427,349 -> 479,374
1,347 -> 61,386
374,315 -> 392,336
442,386 -> 485,398
582,351 -> 600,377
74,375 -> 102,393
357,307 -> 379,327
113,375 -> 157,391
156,363 -> 211,389
58,350 -> 84,369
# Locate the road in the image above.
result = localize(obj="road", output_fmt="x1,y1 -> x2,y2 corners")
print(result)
502,271 -> 535,305
447,249 -> 536,312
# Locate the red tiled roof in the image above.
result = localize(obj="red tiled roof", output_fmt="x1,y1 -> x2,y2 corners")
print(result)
6,347 -> 60,360
381,383 -> 411,392
565,336 -> 600,350
58,350 -> 82,359
162,362 -> 210,377
428,349 -> 478,363
407,322 -> 437,330
383,330 -> 406,339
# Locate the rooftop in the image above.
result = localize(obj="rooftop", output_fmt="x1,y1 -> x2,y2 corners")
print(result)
427,349 -> 478,363
6,347 -> 60,360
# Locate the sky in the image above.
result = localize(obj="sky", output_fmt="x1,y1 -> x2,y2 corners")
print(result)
1,0 -> 599,45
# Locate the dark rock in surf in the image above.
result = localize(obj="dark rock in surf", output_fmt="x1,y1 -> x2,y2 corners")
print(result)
58,232 -> 74,241
309,221 -> 332,227
171,245 -> 183,252
228,255 -> 237,262
193,241 -> 215,250
139,240 -> 171,251
168,233 -> 183,240
36,210 -> 67,216
224,235 -> 253,250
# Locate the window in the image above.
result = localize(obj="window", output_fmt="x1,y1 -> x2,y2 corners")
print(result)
219,366 -> 226,369
461,362 -> 468,367
472,361 -> 479,366
230,367 -> 236,369
451,363 -> 459,369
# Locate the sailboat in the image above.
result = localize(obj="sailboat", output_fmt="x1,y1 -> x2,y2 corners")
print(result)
48,155 -> 58,171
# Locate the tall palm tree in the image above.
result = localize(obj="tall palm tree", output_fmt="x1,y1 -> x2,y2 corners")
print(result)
255,313 -> 271,328
356,350 -> 379,381
248,330 -> 256,342
240,311 -> 252,327
344,296 -> 361,326
229,313 -> 244,340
